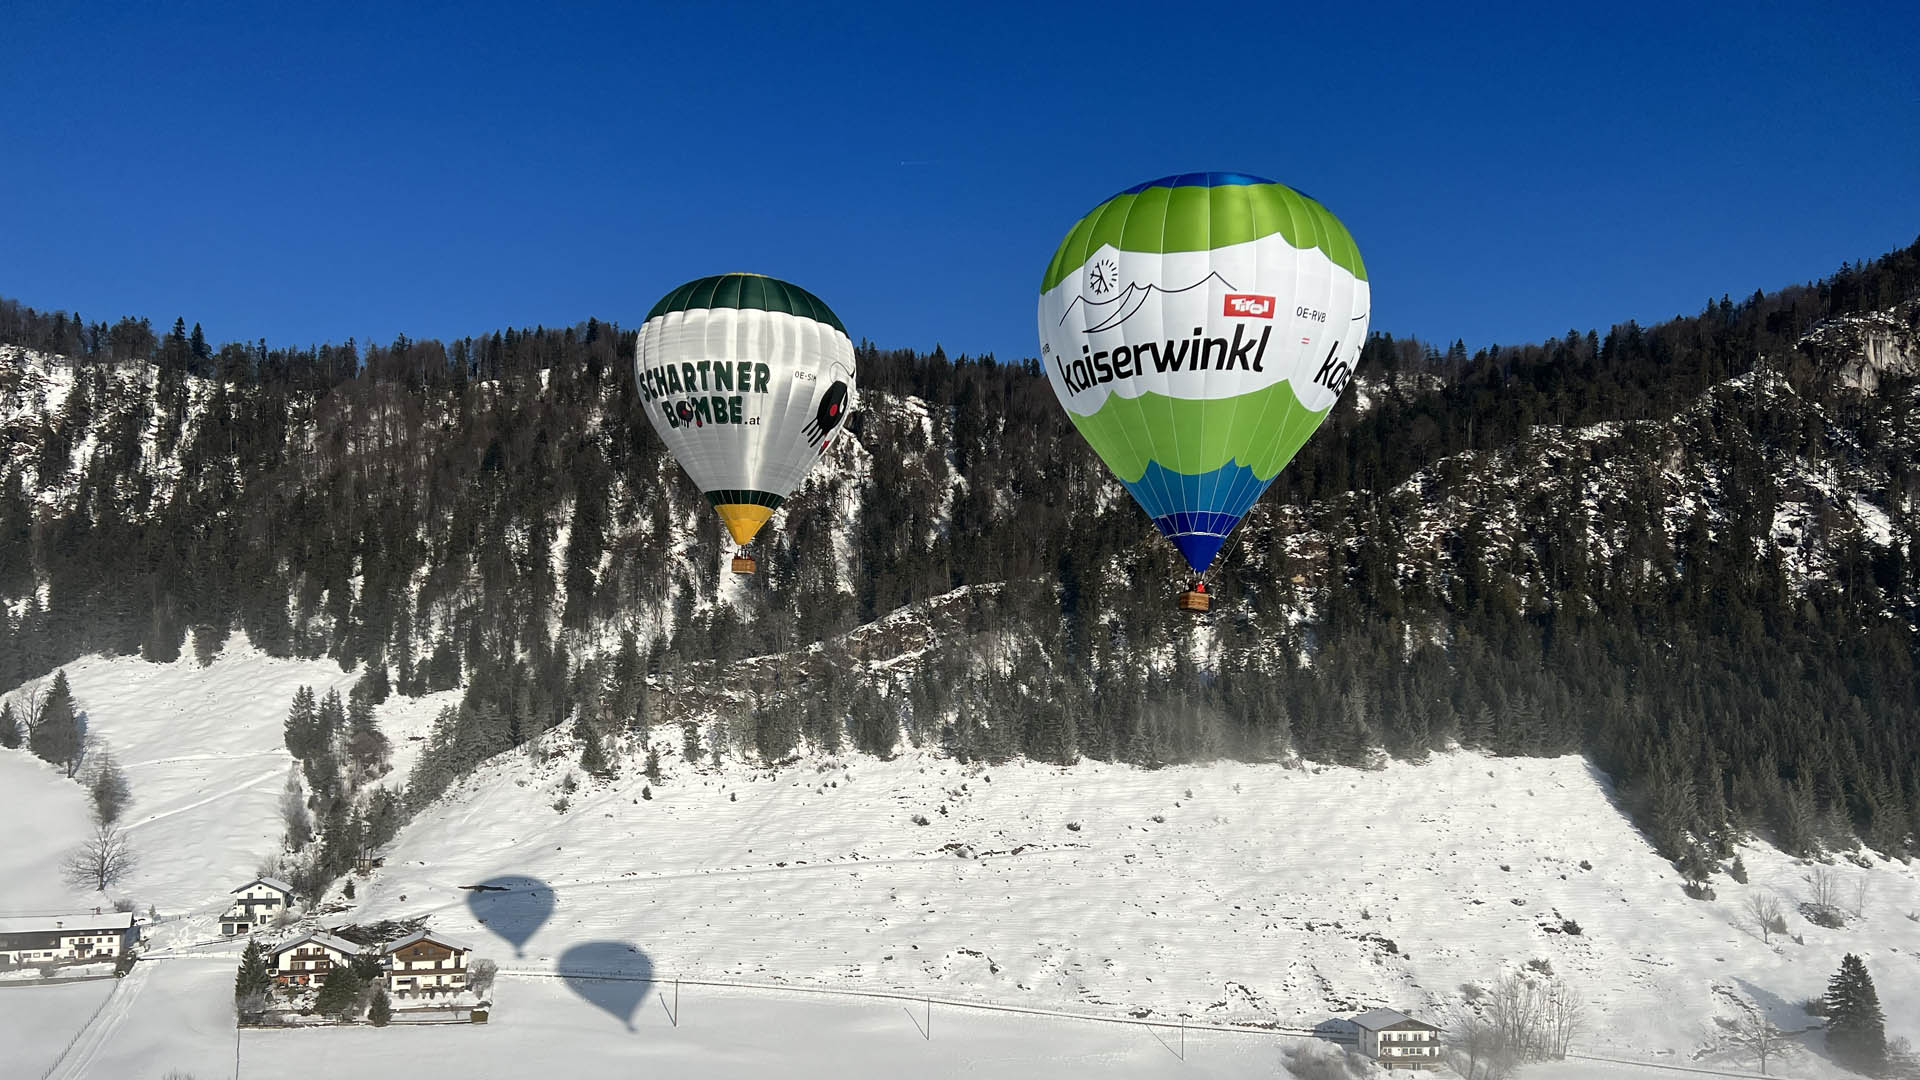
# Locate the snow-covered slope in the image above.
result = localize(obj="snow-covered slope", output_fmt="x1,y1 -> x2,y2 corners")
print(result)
5,640 -> 1917,1076
344,735 -> 1920,1065
0,641 -> 445,915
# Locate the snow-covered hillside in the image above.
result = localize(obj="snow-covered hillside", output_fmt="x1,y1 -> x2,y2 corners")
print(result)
347,736 -> 1920,1063
5,619 -> 1918,1077
0,641 -> 448,915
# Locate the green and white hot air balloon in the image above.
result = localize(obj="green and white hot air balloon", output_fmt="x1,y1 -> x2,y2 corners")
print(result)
1037,172 -> 1369,601
635,273 -> 856,571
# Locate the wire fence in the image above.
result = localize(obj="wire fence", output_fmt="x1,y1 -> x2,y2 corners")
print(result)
37,975 -> 121,1080
498,965 -> 1352,1043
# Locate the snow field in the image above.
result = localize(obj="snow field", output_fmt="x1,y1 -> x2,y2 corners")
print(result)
1,640 -> 442,917
6,645 -> 1918,1076
354,741 -> 1920,1064
0,976 -> 114,1078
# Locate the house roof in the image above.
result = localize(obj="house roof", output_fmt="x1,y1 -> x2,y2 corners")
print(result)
384,929 -> 475,953
270,931 -> 361,958
232,877 -> 294,896
0,912 -> 137,935
1352,1008 -> 1435,1031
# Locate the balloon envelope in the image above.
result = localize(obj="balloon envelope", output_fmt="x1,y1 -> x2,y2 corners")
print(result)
1037,173 -> 1369,572
635,273 -> 857,547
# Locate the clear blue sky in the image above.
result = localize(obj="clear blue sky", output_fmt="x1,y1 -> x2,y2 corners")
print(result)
3,1 -> 1915,362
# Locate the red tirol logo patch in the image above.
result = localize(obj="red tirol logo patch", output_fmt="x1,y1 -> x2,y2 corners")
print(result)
1222,294 -> 1275,319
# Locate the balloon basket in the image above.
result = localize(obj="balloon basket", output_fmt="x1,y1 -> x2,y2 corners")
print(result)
731,555 -> 757,575
1176,589 -> 1211,613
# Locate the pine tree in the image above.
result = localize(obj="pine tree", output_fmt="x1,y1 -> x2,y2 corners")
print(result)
0,701 -> 18,748
313,966 -> 363,1018
579,726 -> 614,780
284,686 -> 318,760
86,750 -> 131,824
30,670 -> 81,775
234,939 -> 273,1020
1824,953 -> 1886,1074
368,986 -> 392,1027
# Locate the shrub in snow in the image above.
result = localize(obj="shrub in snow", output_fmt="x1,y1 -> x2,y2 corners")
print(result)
912,814 -> 930,826
1282,1040 -> 1367,1080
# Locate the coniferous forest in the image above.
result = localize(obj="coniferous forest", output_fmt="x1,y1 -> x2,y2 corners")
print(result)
2,237 -> 1918,877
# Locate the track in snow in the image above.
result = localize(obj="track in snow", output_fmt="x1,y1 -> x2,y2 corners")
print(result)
42,960 -> 151,1080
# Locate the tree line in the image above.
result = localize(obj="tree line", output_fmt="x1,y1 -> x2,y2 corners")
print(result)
2,235 -> 1917,874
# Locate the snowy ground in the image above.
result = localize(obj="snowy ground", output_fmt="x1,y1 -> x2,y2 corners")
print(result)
5,647 -> 1918,1077
0,639 -> 444,916
22,954 -> 1323,1079
0,976 -> 114,1078
350,743 -> 1919,1067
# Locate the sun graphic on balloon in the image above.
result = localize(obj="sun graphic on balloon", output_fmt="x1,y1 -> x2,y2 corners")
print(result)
1088,257 -> 1119,295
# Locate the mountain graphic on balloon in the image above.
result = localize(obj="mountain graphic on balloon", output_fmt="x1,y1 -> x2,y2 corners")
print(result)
1057,270 -> 1239,333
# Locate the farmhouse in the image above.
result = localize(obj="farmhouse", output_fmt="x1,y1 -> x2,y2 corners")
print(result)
1352,1009 -> 1442,1071
383,930 -> 474,999
222,877 -> 294,937
0,911 -> 139,968
270,930 -> 362,987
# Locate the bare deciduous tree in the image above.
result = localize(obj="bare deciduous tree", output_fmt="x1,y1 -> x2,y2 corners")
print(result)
1727,1012 -> 1797,1075
1544,980 -> 1583,1059
1744,892 -> 1788,943
1848,874 -> 1869,919
1448,1008 -> 1517,1080
1452,973 -> 1584,1076
468,957 -> 498,998
8,678 -> 48,742
1807,866 -> 1845,927
61,822 -> 137,893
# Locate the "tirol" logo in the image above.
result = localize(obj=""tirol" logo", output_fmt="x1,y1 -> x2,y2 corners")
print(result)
1222,294 -> 1275,319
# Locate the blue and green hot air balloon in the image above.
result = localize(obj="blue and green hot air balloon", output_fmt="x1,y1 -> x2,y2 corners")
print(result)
1036,173 -> 1369,605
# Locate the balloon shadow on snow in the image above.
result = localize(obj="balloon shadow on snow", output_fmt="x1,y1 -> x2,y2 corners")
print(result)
462,875 -> 556,958
560,941 -> 654,1032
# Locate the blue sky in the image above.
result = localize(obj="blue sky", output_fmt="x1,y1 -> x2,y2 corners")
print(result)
3,1 -> 1915,362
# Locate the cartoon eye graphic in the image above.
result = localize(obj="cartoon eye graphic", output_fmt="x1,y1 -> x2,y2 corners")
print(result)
803,381 -> 849,447
1088,257 -> 1119,295
676,401 -> 701,427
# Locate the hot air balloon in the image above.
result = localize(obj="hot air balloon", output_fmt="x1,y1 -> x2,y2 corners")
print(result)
635,273 -> 856,574
1036,173 -> 1369,611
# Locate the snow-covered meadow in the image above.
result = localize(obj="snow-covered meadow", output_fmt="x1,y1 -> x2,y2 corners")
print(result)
4,645 -> 1917,1077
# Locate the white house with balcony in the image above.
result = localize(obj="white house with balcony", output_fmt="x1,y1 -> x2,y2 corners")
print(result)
269,930 -> 362,988
1352,1009 -> 1442,1070
382,930 -> 474,999
221,877 -> 294,936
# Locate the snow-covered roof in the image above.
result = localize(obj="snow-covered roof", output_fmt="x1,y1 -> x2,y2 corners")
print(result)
270,931 -> 362,957
384,929 -> 475,953
232,877 -> 294,895
1352,1008 -> 1433,1031
0,912 -> 136,935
